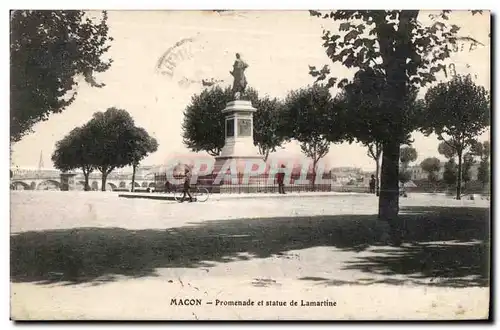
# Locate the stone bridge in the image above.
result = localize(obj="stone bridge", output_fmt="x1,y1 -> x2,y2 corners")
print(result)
10,172 -> 157,191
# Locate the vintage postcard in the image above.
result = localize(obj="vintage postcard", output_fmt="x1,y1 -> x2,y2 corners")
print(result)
10,9 -> 491,320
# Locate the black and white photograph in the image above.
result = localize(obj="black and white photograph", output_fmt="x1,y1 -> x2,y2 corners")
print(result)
8,6 -> 492,320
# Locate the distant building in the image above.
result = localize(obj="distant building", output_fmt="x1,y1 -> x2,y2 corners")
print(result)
409,163 -> 480,181
330,167 -> 373,186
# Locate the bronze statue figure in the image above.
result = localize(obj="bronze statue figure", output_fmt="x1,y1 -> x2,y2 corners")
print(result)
230,53 -> 248,99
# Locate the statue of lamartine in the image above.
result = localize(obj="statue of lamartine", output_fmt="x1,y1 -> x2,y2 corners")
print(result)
230,53 -> 248,99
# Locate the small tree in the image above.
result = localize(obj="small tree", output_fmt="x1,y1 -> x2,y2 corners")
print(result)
126,127 -> 158,192
422,74 -> 490,200
52,125 -> 95,190
86,108 -> 138,191
443,158 -> 458,188
461,153 -> 475,192
399,146 -> 418,186
284,85 -> 344,190
420,157 -> 441,191
182,86 -> 230,156
477,158 -> 490,190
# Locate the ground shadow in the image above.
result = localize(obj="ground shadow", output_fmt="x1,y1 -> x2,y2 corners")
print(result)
11,205 -> 489,287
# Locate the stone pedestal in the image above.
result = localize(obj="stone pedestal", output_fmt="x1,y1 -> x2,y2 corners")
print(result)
213,100 -> 264,191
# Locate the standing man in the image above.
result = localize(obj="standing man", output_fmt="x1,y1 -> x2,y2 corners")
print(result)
179,168 -> 194,203
369,174 -> 376,194
165,180 -> 172,193
277,164 -> 286,194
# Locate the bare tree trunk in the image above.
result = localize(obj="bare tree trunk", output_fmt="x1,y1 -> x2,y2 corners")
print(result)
101,172 -> 108,191
375,158 -> 380,196
378,141 -> 401,244
456,150 -> 463,200
131,164 -> 137,193
312,159 -> 317,192
83,173 -> 90,191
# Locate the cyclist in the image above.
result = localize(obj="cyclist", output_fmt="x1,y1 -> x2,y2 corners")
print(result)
179,169 -> 194,203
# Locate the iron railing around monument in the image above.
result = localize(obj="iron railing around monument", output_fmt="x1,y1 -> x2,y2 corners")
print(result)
153,173 -> 332,194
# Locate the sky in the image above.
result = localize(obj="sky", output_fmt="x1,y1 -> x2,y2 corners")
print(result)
10,10 -> 491,171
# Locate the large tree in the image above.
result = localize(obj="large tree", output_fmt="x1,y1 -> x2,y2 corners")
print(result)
422,74 -> 490,199
51,124 -> 95,190
10,10 -> 113,143
284,84 -> 344,190
126,127 -> 158,192
309,10 -> 484,243
86,108 -> 138,191
182,86 -> 230,156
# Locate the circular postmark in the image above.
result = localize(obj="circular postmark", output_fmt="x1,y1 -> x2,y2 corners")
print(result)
156,35 -> 225,88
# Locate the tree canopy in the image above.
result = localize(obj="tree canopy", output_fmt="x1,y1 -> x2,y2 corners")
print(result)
422,74 -> 490,199
422,75 -> 490,150
182,86 -> 231,156
10,10 -> 113,143
339,68 -> 425,145
127,127 -> 159,167
283,85 -> 344,177
438,141 -> 456,159
86,108 -> 137,178
51,124 -> 95,190
52,107 -> 158,191
253,96 -> 287,161
400,146 -> 418,165
399,146 -> 417,184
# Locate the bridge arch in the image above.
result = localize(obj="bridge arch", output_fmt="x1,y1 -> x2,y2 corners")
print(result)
37,180 -> 60,190
107,182 -> 117,191
11,181 -> 30,190
148,182 -> 156,188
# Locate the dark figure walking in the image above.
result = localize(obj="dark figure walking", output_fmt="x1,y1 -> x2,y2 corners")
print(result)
180,169 -> 193,203
277,164 -> 286,194
369,174 -> 376,194
165,180 -> 172,193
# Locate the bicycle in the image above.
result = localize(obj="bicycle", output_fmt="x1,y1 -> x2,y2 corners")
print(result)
173,185 -> 210,202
